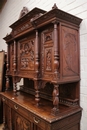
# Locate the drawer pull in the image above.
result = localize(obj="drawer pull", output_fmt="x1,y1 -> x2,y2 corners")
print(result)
2,97 -> 5,102
33,117 -> 40,124
14,105 -> 18,110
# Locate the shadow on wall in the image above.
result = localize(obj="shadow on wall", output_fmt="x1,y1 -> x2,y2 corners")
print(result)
0,0 -> 7,12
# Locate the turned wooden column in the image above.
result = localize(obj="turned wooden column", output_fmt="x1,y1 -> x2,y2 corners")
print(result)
34,80 -> 40,107
34,30 -> 40,106
51,22 -> 59,115
53,22 -> 59,75
13,40 -> 17,96
35,30 -> 39,76
6,44 -> 9,91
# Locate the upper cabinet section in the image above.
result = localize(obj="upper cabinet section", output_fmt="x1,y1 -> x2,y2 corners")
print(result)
3,4 -> 82,83
10,7 -> 46,38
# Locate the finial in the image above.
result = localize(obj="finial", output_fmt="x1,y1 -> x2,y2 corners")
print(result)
19,7 -> 29,19
52,3 -> 58,9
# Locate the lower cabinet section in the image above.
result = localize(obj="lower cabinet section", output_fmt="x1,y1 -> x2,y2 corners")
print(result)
1,92 -> 82,130
11,109 -> 31,130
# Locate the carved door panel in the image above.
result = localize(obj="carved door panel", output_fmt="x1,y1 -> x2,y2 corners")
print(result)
15,112 -> 31,130
17,35 -> 35,78
12,109 -> 16,130
5,104 -> 11,130
41,27 -> 54,81
61,26 -> 79,81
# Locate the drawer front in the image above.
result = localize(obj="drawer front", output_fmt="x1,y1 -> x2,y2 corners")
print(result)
31,113 -> 47,130
2,96 -> 31,121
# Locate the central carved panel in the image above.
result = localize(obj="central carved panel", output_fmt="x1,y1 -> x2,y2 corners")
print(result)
19,38 -> 35,70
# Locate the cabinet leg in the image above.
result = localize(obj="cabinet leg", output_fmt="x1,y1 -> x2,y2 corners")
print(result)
34,81 -> 40,107
5,75 -> 9,91
51,84 -> 59,115
13,77 -> 17,96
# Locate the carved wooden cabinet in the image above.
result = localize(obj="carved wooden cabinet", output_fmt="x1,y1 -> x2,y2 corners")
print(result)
0,4 -> 82,130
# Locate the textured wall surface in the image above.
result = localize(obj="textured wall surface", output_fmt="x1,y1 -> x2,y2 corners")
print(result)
0,0 -> 87,129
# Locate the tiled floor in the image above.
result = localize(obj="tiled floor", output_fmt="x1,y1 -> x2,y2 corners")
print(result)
0,124 -> 3,130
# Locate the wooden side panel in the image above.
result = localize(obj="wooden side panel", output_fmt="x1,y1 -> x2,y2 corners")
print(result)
61,26 -> 79,79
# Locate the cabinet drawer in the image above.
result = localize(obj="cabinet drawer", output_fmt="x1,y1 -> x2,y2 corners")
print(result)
11,102 -> 31,121
31,114 -> 47,130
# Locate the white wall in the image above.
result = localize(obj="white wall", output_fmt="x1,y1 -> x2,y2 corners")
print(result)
0,0 -> 87,129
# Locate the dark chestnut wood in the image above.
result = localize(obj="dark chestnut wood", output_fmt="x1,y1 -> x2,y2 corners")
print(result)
1,3 -> 82,130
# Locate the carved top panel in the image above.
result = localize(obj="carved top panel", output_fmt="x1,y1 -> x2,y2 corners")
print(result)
3,6 -> 82,43
10,7 -> 46,29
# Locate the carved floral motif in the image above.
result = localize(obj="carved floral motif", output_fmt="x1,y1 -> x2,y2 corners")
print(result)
46,49 -> 52,71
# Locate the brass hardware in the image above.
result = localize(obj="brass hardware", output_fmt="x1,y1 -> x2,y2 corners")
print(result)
14,105 -> 18,110
2,97 -> 5,102
33,117 -> 40,124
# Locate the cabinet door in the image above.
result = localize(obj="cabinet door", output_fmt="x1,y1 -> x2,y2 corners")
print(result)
41,26 -> 55,81
15,112 -> 31,130
17,35 -> 35,78
33,124 -> 44,130
4,104 -> 11,130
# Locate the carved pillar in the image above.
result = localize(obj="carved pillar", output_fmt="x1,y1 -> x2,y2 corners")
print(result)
53,22 -> 59,75
13,78 -> 17,96
34,30 -> 40,106
35,30 -> 39,77
6,44 -> 9,72
34,80 -> 40,107
6,44 -> 9,91
13,40 -> 17,72
51,84 -> 59,115
5,75 -> 9,91
13,40 -> 17,95
2,98 -> 6,130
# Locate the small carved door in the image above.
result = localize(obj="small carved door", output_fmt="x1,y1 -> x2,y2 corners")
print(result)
41,26 -> 55,81
15,112 -> 31,130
